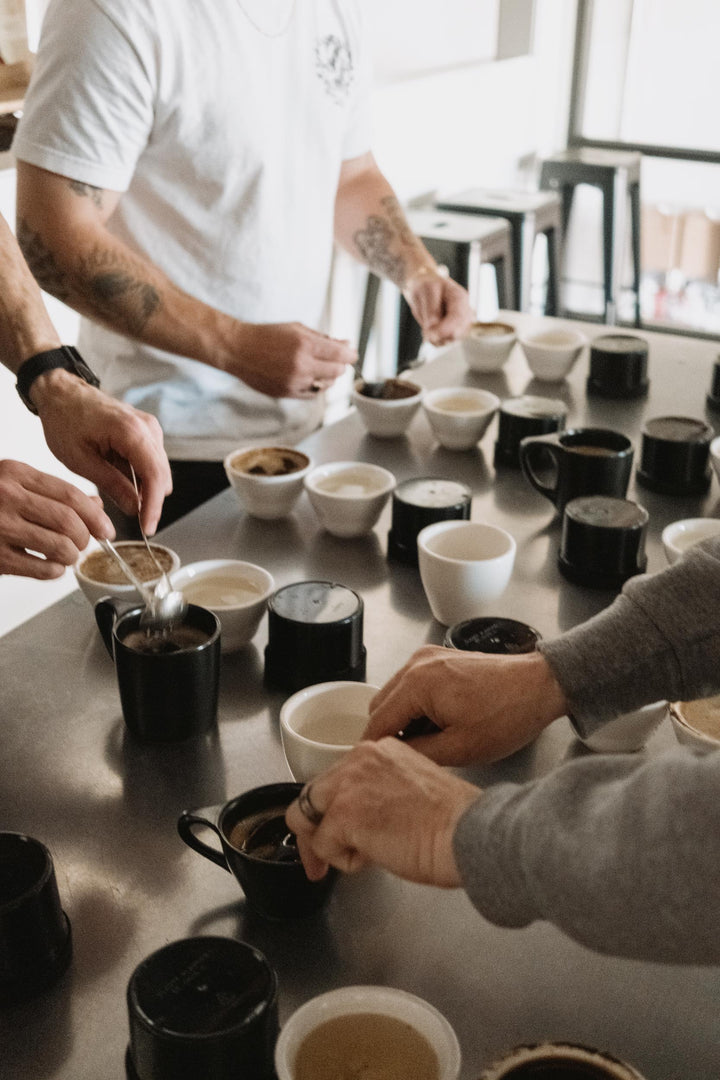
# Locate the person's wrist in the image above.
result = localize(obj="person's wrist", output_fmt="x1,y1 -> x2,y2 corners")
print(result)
24,358 -> 96,415
527,651 -> 569,725
401,263 -> 449,296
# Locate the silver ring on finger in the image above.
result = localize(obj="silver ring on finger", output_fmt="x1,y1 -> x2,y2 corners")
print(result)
297,783 -> 324,827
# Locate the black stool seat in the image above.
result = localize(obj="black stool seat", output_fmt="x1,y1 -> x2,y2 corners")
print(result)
435,187 -> 562,316
540,147 -> 642,327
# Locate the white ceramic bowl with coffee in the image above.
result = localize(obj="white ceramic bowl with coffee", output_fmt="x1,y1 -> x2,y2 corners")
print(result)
417,519 -> 516,626
224,446 -> 311,519
422,386 -> 500,451
351,377 -> 423,438
74,540 -> 181,607
519,326 -> 588,381
279,680 -> 379,782
170,559 -> 275,653
669,694 -> 720,751
304,461 -> 396,538
461,320 -> 516,372
274,984 -> 461,1080
662,516 -> 720,564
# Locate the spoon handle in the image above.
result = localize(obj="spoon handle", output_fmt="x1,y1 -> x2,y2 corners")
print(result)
99,538 -> 154,606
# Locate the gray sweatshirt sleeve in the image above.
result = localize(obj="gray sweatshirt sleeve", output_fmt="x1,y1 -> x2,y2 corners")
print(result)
452,535 -> 720,963
537,536 -> 720,734
453,746 -> 720,963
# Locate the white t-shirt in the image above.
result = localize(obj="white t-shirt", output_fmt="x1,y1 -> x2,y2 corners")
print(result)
14,0 -> 372,460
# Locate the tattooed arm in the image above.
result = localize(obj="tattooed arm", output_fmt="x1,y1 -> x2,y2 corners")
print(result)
334,152 -> 473,346
15,162 -> 355,400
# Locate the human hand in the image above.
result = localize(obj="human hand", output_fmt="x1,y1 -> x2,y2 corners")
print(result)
30,371 -> 172,535
0,459 -> 114,578
285,737 -> 480,884
403,269 -> 473,346
365,646 -> 568,765
222,321 -> 357,399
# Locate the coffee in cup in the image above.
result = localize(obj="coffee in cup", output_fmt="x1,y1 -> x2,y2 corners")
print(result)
479,1042 -> 646,1079
223,446 -> 311,519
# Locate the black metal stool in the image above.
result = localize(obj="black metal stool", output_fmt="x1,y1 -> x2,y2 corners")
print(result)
358,208 -> 515,372
539,147 -> 642,327
435,188 -> 563,316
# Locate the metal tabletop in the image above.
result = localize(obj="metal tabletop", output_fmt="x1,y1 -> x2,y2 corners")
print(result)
2,313 -> 719,1079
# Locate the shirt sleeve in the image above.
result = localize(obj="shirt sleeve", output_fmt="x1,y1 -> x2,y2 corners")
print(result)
537,536 -> 720,734
13,0 -> 157,192
453,745 -> 720,963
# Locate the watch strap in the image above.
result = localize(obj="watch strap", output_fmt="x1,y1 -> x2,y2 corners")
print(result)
16,345 -> 100,414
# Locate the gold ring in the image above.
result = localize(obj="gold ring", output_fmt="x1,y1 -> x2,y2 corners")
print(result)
297,783 -> 324,826
309,379 -> 323,393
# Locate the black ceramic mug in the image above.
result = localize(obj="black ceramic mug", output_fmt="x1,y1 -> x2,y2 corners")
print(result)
636,415 -> 714,496
126,936 -> 278,1080
95,600 -> 221,742
493,395 -> 568,468
0,832 -> 72,1006
559,495 -> 649,590
177,783 -> 336,920
519,427 -> 634,514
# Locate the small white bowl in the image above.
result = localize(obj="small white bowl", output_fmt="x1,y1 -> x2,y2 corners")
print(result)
351,377 -> 423,438
274,985 -> 461,1080
461,320 -> 516,372
74,540 -> 181,607
519,326 -> 588,381
661,517 -> 720,564
573,701 -> 668,753
170,559 -> 274,653
669,695 -> 720,752
422,386 -> 500,451
304,461 -> 395,538
710,435 -> 720,485
279,680 -> 380,782
223,445 -> 311,520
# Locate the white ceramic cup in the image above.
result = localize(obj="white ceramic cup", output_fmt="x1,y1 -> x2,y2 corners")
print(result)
304,461 -> 396,538
417,520 -> 516,626
223,446 -> 311,520
461,320 -> 516,372
573,701 -> 668,753
519,326 -> 588,381
274,985 -> 461,1080
351,377 -> 423,438
169,559 -> 275,653
74,540 -> 181,607
661,516 -> 720,564
279,680 -> 379,782
422,387 -> 500,451
669,694 -> 720,752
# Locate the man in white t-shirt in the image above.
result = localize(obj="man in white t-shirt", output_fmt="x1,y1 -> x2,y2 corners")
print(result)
13,0 -> 473,530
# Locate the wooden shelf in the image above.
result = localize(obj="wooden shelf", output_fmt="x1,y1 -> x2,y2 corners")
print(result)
0,58 -> 32,114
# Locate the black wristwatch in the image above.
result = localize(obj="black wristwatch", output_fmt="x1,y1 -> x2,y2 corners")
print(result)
16,345 -> 101,414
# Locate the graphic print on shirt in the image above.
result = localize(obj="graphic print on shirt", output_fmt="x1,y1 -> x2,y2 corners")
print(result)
314,33 -> 354,103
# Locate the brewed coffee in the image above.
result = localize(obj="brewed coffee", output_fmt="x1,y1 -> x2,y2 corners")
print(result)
228,807 -> 300,864
121,624 -> 211,655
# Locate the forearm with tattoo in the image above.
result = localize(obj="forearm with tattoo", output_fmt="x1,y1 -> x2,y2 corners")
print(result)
352,195 -> 428,287
18,215 -> 161,337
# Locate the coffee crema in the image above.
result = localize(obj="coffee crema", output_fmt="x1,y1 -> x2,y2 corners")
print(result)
293,1012 -> 439,1080
295,711 -> 368,746
359,378 -> 419,400
432,394 -> 488,414
227,806 -> 299,863
121,624 -> 211,655
469,321 -> 514,338
181,573 -> 263,608
313,467 -> 383,496
229,447 -> 308,477
80,544 -> 174,585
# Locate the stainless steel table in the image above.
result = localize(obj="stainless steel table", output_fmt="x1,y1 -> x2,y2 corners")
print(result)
2,313 -> 719,1079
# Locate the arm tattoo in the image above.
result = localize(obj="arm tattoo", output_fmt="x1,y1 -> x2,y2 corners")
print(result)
68,179 -> 105,210
352,195 -> 417,286
18,217 -> 161,336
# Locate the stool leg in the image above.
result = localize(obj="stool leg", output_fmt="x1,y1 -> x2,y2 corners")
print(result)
630,180 -> 642,328
602,177 -> 617,325
358,271 -> 381,369
492,254 -> 516,311
509,220 -> 524,312
545,226 -> 562,316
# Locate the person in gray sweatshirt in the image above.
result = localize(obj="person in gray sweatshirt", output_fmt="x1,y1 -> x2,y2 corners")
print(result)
286,536 -> 720,963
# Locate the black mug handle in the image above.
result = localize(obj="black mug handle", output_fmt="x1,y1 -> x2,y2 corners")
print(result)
94,597 -> 140,659
177,806 -> 230,871
519,433 -> 563,506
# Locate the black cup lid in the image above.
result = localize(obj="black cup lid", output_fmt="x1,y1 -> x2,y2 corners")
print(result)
499,395 -> 568,420
590,333 -> 649,360
642,415 -> 714,444
564,495 -> 649,530
393,477 -> 471,510
268,581 -> 360,625
444,617 -> 541,654
587,334 -> 649,399
127,937 -> 277,1040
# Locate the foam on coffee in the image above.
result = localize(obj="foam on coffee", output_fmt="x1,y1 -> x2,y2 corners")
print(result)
229,447 -> 308,477
80,544 -> 173,585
